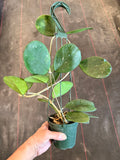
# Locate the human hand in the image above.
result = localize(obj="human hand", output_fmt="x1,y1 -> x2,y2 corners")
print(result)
7,121 -> 67,160
30,121 -> 67,157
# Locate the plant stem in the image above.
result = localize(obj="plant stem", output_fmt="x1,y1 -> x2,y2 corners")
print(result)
37,94 -> 61,116
48,36 -> 68,123
22,72 -> 70,98
49,36 -> 55,55
51,73 -> 68,123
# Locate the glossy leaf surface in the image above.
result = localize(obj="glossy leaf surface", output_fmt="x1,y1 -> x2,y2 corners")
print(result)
65,99 -> 96,112
54,43 -> 81,73
3,76 -> 28,95
80,56 -> 112,78
36,15 -> 56,36
24,75 -> 48,83
24,41 -> 50,75
52,81 -> 73,98
67,27 -> 93,35
66,111 -> 90,123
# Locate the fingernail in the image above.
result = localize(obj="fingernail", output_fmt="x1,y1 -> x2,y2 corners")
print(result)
59,134 -> 67,140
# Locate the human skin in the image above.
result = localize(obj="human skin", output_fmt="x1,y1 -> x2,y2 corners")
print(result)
7,121 -> 67,160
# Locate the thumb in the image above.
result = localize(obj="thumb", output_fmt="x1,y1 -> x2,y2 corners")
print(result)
49,131 -> 67,141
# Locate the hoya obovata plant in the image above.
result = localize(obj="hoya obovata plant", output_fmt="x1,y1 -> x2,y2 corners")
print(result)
3,2 -> 112,135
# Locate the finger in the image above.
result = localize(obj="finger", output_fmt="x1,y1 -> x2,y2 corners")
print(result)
48,131 -> 67,141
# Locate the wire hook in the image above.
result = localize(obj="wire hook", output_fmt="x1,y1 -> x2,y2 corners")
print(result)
50,1 -> 71,38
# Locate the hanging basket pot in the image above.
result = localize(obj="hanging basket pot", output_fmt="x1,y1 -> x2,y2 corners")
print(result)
49,118 -> 78,150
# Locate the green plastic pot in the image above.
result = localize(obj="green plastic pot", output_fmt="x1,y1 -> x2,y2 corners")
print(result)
49,119 -> 78,150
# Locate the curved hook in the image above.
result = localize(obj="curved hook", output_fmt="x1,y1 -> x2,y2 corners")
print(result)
50,1 -> 71,38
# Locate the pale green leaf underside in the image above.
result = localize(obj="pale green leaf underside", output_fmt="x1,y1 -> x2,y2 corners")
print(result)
24,75 -> 49,83
52,81 -> 73,98
67,27 -> 93,35
66,111 -> 90,123
65,99 -> 96,112
80,56 -> 112,78
36,15 -> 56,36
3,76 -> 28,95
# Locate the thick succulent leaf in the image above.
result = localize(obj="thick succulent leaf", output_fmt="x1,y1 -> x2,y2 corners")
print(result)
66,111 -> 90,123
3,76 -> 28,95
24,76 -> 42,83
64,99 -> 96,112
36,15 -> 56,36
23,41 -> 51,75
33,75 -> 49,83
52,81 -> 73,98
67,27 -> 93,35
80,56 -> 112,78
25,75 -> 48,83
54,43 -> 81,73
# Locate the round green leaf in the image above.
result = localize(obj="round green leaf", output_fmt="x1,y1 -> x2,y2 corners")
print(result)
23,41 -> 51,75
66,111 -> 90,123
80,56 -> 112,78
24,75 -> 49,83
3,76 -> 28,95
54,43 -> 81,73
52,81 -> 73,98
65,99 -> 96,112
36,15 -> 56,36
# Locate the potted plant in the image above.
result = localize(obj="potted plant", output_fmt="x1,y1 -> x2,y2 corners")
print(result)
3,1 -> 112,150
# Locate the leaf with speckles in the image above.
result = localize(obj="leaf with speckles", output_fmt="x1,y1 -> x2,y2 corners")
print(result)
52,81 -> 73,98
3,76 -> 28,95
23,41 -> 51,75
79,56 -> 112,78
64,99 -> 96,112
36,15 -> 56,36
66,111 -> 90,123
54,43 -> 81,73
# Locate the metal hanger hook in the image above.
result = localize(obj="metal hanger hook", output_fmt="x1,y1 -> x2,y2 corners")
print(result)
50,1 -> 71,37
